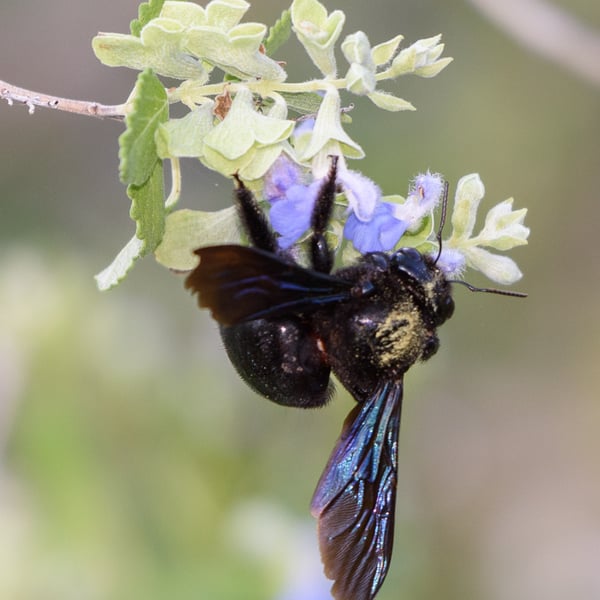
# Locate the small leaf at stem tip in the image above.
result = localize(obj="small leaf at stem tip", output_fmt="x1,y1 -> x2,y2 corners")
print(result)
264,9 -> 292,56
130,0 -> 166,37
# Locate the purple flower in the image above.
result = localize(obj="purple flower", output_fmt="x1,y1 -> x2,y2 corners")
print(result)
392,171 -> 444,227
293,116 -> 316,139
264,156 -> 417,255
337,168 -> 380,222
435,248 -> 466,277
263,155 -> 305,202
269,180 -> 322,249
344,202 -> 409,253
410,171 -> 444,211
263,155 -> 318,249
337,167 -> 410,253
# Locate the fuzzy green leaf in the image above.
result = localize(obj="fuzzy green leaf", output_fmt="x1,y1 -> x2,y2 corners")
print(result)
131,0 -> 166,37
279,91 -> 323,115
156,103 -> 215,159
185,23 -> 286,81
371,35 -> 403,66
95,235 -> 145,291
264,9 -> 292,56
161,0 -> 250,29
155,207 -> 242,271
367,90 -> 414,111
203,0 -> 250,29
93,26 -> 208,81
119,69 -> 169,186
96,141 -> 166,291
129,158 -> 166,255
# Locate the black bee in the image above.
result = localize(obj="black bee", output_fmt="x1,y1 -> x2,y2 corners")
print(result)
184,159 -> 477,599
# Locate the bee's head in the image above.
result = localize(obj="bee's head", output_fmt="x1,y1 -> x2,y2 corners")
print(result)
390,247 -> 455,327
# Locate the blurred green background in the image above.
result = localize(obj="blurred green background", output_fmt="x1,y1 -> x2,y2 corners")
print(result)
1,1 -> 599,599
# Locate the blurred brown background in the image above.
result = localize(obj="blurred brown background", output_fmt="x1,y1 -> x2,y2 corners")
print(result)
1,1 -> 599,599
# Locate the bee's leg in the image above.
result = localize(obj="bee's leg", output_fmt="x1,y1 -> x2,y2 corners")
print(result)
309,155 -> 338,274
233,174 -> 278,254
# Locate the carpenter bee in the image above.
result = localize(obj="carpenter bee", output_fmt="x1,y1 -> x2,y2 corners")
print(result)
185,159 -> 516,599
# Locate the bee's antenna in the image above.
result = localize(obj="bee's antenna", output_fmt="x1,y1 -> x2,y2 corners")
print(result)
449,279 -> 528,298
433,180 -> 449,265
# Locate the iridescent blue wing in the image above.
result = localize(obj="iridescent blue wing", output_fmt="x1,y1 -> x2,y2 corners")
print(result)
311,381 -> 403,600
185,245 -> 353,326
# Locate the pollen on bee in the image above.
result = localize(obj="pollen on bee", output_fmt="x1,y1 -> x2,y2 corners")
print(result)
375,305 -> 423,368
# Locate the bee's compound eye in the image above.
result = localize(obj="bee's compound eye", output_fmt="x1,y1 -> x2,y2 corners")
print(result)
398,247 -> 421,261
437,294 -> 454,322
391,247 -> 430,282
391,247 -> 424,268
366,252 -> 390,270
421,335 -> 440,360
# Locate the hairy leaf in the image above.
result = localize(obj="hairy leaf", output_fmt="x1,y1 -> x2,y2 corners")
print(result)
130,0 -> 166,37
95,235 -> 145,291
129,158 -> 166,254
155,207 -> 242,271
264,9 -> 292,56
119,69 -> 168,186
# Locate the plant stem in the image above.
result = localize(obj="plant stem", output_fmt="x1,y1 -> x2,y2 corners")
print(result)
0,79 -> 127,120
172,77 -> 347,102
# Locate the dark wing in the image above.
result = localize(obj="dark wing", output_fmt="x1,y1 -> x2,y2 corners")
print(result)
185,245 -> 353,326
310,381 -> 403,600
